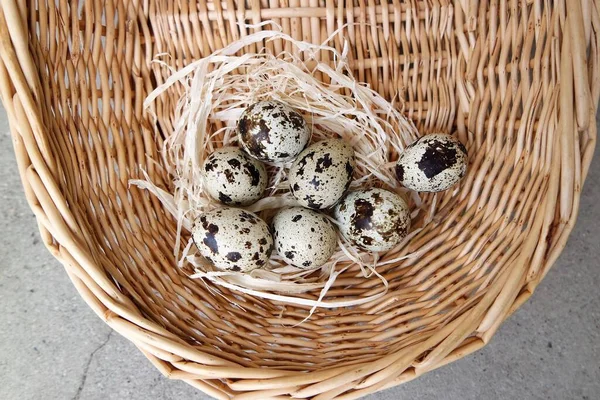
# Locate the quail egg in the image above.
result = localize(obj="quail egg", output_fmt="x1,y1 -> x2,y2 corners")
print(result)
288,139 -> 355,210
192,208 -> 273,272
334,188 -> 411,252
237,100 -> 311,163
272,207 -> 337,269
202,147 -> 268,206
395,133 -> 468,192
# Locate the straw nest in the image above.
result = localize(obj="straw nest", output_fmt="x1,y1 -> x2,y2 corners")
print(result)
134,29 -> 428,312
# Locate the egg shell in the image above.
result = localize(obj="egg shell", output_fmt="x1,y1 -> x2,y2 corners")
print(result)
202,147 -> 268,206
334,188 -> 411,252
288,139 -> 355,210
237,100 -> 311,163
272,207 -> 337,269
192,208 -> 273,272
395,133 -> 468,192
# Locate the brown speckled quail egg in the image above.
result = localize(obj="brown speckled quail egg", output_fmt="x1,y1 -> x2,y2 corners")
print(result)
202,147 -> 268,206
272,207 -> 337,269
192,208 -> 273,272
395,133 -> 468,192
237,100 -> 311,163
288,139 -> 355,210
334,188 -> 411,252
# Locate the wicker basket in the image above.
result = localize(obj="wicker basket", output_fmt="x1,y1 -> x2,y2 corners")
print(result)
0,1 -> 598,399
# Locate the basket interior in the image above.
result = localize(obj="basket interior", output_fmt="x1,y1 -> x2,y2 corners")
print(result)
14,0 -> 598,385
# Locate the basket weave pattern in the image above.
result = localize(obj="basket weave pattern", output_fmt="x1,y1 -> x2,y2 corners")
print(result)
0,1 -> 598,399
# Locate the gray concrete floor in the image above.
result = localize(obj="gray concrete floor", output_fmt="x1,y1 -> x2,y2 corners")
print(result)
0,105 -> 598,400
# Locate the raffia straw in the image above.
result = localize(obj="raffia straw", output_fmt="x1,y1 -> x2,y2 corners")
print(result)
132,27 -> 420,309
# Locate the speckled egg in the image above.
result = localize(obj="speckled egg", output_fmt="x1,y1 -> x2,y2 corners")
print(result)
237,100 -> 311,163
192,208 -> 273,272
202,147 -> 268,206
334,188 -> 411,252
272,207 -> 337,269
288,139 -> 355,210
395,133 -> 468,192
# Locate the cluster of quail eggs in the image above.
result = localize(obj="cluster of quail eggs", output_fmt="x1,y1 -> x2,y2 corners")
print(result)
192,100 -> 469,273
